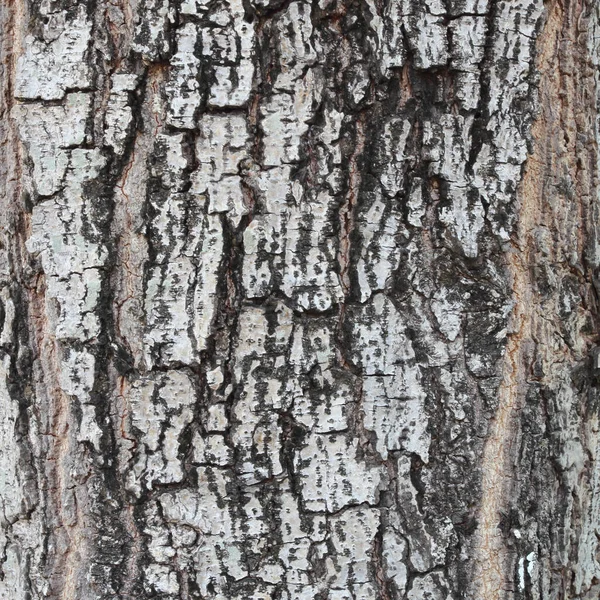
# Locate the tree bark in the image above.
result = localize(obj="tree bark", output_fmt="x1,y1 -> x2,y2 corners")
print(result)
1,0 -> 600,598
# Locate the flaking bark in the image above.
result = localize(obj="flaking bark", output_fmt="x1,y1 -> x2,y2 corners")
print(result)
1,0 -> 600,599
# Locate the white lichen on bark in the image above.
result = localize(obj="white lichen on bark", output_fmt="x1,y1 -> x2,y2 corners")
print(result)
1,0 -> 600,599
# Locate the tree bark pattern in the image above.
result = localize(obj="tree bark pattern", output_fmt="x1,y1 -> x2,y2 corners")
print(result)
1,0 -> 600,599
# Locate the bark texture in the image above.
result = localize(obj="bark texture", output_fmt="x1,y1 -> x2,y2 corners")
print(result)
1,0 -> 600,598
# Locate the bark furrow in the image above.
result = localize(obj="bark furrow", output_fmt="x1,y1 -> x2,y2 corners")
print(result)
1,1 -> 600,599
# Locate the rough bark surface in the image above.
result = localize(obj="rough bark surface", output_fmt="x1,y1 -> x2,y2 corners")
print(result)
1,0 -> 600,599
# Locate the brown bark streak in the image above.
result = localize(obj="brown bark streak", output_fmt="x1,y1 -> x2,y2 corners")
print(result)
472,1 -> 599,597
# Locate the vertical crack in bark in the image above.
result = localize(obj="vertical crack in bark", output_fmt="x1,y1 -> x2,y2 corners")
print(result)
338,115 -> 366,296
0,0 -> 25,240
470,3 -> 563,597
0,0 -> 33,596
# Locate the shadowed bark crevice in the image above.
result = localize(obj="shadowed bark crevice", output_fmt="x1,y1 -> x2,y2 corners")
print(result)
1,0 -> 600,599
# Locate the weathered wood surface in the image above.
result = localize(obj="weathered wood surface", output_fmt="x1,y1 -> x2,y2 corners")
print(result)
1,0 -> 600,598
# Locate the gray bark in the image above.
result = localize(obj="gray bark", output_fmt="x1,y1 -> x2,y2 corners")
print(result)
1,0 -> 600,598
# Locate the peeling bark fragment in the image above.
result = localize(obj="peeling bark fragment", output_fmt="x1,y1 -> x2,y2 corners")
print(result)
381,528 -> 408,592
14,93 -> 90,197
125,370 -> 196,493
347,294 -> 416,376
407,572 -> 451,600
396,456 -> 456,574
355,191 -> 402,302
104,74 -> 138,155
295,433 -> 384,512
365,0 -> 405,77
204,0 -> 255,108
380,119 -> 412,198
425,115 -> 487,258
449,16 -> 486,109
165,0 -> 255,124
327,507 -> 380,598
0,355 -> 24,525
15,6 -> 92,100
144,134 -> 223,367
293,368 -> 353,434
193,114 -> 249,226
280,190 -> 344,311
26,150 -> 107,342
166,22 -> 202,129
401,0 -> 448,70
155,470 -> 281,596
132,0 -> 175,61
363,371 -> 429,461
144,212 -> 223,366
231,305 -> 292,482
243,173 -> 343,311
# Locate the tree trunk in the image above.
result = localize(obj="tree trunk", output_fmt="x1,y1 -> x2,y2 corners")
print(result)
1,0 -> 600,598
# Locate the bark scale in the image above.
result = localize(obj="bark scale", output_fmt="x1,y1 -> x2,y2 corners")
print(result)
1,0 -> 600,599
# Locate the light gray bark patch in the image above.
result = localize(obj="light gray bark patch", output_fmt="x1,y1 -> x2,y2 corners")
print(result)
3,0 -> 600,598
15,6 -> 92,101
